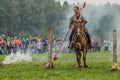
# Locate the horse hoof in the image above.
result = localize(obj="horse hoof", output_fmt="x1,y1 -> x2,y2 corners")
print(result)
84,65 -> 88,68
80,65 -> 82,68
78,65 -> 82,68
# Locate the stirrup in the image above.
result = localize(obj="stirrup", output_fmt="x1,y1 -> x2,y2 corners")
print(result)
68,43 -> 73,50
68,43 -> 71,49
88,43 -> 92,48
68,45 -> 70,49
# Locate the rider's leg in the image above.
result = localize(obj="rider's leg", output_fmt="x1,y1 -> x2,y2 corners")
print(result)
85,32 -> 91,46
84,27 -> 91,47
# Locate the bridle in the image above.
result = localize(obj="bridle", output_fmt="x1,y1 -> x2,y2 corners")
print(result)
75,25 -> 84,42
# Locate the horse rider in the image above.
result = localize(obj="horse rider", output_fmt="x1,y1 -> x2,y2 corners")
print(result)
68,6 -> 92,49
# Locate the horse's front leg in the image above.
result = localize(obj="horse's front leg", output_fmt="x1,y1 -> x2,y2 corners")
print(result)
83,48 -> 88,68
75,52 -> 81,68
78,52 -> 82,68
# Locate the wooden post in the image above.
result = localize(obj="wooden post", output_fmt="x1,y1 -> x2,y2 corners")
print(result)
113,29 -> 117,63
111,29 -> 120,71
45,28 -> 53,68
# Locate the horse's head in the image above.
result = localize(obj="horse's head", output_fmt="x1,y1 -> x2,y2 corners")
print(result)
74,23 -> 84,50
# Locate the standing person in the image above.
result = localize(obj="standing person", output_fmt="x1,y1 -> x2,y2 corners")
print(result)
6,37 -> 11,54
13,36 -> 18,53
37,40 -> 43,53
22,38 -> 27,53
26,38 -> 30,49
97,39 -> 102,52
15,37 -> 22,52
68,6 -> 91,49
43,38 -> 48,52
103,38 -> 110,51
91,38 -> 94,52
10,38 -> 16,53
0,37 -> 3,54
37,35 -> 42,42
33,37 -> 38,53
2,35 -> 7,54
37,35 -> 43,53
92,38 -> 98,52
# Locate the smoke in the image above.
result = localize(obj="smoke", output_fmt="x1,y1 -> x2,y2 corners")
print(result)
114,14 -> 120,53
2,51 -> 32,64
114,14 -> 120,33
56,3 -> 120,52
59,3 -> 120,40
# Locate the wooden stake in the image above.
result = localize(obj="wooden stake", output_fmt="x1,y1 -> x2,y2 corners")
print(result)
45,29 -> 53,68
111,29 -> 120,71
113,29 -> 117,63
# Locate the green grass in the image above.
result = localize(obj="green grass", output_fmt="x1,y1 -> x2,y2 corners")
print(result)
0,52 -> 120,80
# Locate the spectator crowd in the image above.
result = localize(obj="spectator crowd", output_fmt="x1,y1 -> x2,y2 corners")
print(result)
90,38 -> 112,52
0,34 -> 114,55
0,34 -> 65,55
0,35 -> 63,55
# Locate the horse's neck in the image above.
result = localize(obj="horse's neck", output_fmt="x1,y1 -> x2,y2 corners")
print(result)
80,26 -> 85,34
76,23 -> 85,33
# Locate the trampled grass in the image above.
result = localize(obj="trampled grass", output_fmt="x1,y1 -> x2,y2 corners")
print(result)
0,52 -> 120,80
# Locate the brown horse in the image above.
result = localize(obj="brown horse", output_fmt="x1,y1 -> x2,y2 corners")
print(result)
71,23 -> 88,68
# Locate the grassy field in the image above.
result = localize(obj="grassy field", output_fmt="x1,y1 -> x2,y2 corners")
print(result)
0,52 -> 120,80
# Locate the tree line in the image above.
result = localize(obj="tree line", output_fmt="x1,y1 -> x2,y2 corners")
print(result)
0,0 -> 67,37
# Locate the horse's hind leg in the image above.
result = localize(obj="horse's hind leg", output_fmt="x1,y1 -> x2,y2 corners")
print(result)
83,48 -> 88,68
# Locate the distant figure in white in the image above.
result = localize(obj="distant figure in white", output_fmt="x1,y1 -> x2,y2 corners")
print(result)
103,38 -> 111,51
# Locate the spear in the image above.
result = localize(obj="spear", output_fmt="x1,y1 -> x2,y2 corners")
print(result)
53,28 -> 71,60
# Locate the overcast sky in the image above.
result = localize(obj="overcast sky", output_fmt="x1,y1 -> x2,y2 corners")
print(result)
55,0 -> 120,6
